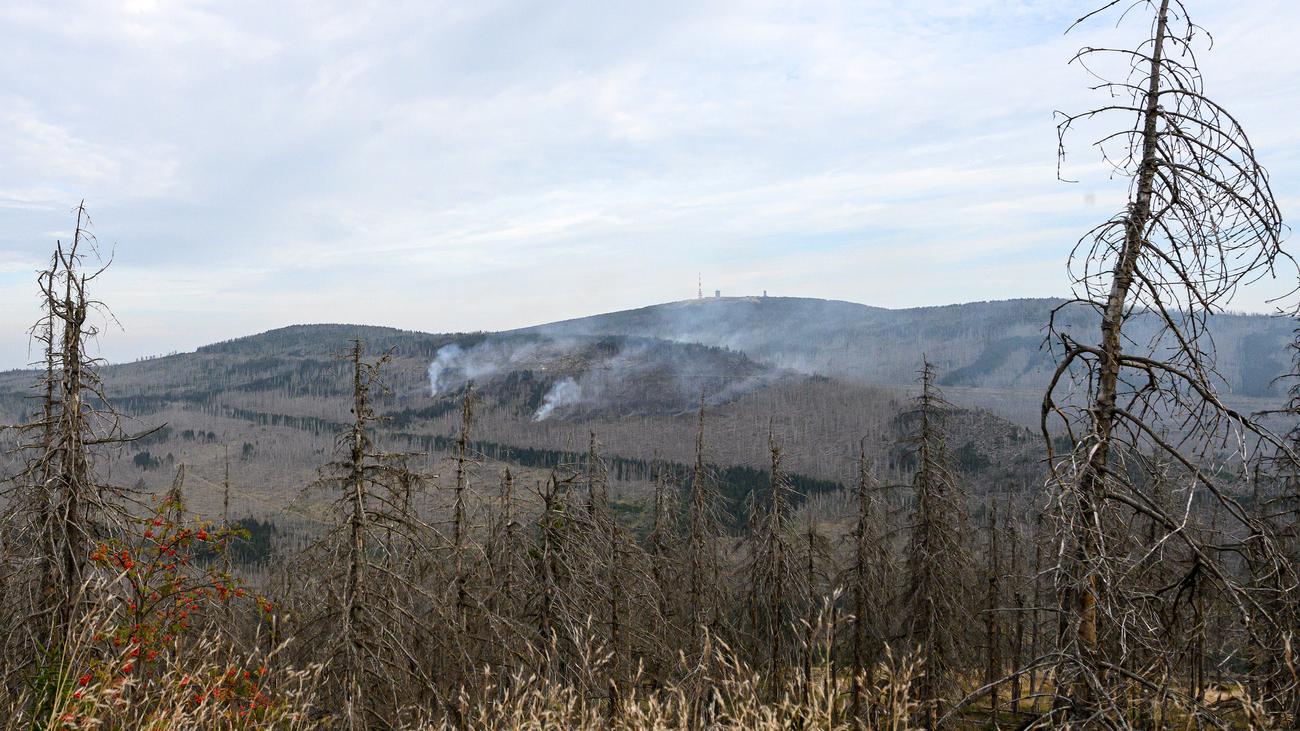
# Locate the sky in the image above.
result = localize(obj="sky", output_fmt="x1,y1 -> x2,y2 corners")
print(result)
1,0 -> 1298,368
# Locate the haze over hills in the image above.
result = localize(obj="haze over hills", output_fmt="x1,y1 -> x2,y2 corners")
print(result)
0,295 -> 1288,530
519,295 -> 1295,398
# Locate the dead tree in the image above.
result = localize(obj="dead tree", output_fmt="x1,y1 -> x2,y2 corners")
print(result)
684,397 -> 724,656
581,432 -> 626,717
1006,496 -> 1027,714
1043,0 -> 1292,725
585,432 -> 605,518
342,342 -> 378,729
221,445 -> 233,578
743,429 -> 802,699
1028,509 -> 1049,700
531,474 -> 562,653
1247,321 -> 1300,718
984,498 -> 1002,718
451,387 -> 476,627
845,441 -> 891,722
903,361 -> 970,730
525,468 -> 611,693
645,464 -> 682,680
288,342 -> 439,730
163,463 -> 187,523
486,467 -> 522,624
0,205 -> 138,690
798,508 -> 831,716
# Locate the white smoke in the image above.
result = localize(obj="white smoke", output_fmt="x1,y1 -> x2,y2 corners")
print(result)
427,334 -> 781,420
427,343 -> 463,395
533,377 -> 582,421
428,339 -> 546,395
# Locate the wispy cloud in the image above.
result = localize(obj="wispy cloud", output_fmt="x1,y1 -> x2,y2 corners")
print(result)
0,0 -> 1296,367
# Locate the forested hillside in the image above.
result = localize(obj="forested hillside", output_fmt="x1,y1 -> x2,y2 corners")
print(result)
0,318 -> 1041,531
3,293 -> 1284,534
522,296 -> 1293,396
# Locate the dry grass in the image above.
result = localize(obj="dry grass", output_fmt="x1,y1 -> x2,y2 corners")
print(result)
2,612 -> 927,731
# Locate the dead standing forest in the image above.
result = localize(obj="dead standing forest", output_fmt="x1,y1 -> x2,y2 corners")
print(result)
3,1 -> 1300,729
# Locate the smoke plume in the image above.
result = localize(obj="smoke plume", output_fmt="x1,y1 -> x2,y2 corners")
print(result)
427,334 -> 781,421
533,377 -> 581,421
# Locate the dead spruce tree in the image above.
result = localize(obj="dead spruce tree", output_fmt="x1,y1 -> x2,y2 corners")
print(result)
525,468 -> 604,689
484,467 -> 524,637
903,361 -> 970,730
743,429 -> 802,699
450,387 -> 475,630
1247,322 -> 1300,719
982,498 -> 1003,717
1003,493 -> 1029,715
1042,0 -> 1292,725
0,205 -> 139,696
599,443 -> 660,720
684,397 -> 725,656
644,464 -> 683,681
844,441 -> 892,722
797,506 -> 832,716
433,385 -> 488,701
582,432 -> 625,715
288,341 -> 438,730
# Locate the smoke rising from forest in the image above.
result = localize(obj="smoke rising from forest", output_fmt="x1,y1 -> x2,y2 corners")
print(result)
533,377 -> 580,421
427,334 -> 783,421
427,340 -> 548,396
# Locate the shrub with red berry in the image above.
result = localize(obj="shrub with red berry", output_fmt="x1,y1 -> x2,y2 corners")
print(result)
54,494 -> 299,727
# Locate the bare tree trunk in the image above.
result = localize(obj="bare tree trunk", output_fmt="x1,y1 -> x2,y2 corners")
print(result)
452,388 -> 475,626
985,499 -> 1001,719
343,341 -> 370,731
852,450 -> 868,723
1068,4 -> 1170,697
1030,510 -> 1045,698
498,467 -> 516,619
905,361 -> 969,730
607,528 -> 623,721
1009,502 -> 1024,714
222,445 -> 233,579
1046,0 -> 1287,723
686,395 -> 719,657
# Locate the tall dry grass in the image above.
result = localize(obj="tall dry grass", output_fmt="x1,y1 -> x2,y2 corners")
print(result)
1,598 -> 321,730
3,623 -> 923,730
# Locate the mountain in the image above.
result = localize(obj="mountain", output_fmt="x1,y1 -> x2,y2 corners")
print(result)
0,325 -> 881,526
518,295 -> 1294,413
2,296 -> 1286,535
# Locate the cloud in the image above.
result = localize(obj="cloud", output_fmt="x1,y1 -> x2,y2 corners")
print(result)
0,250 -> 43,274
0,0 -> 1296,367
